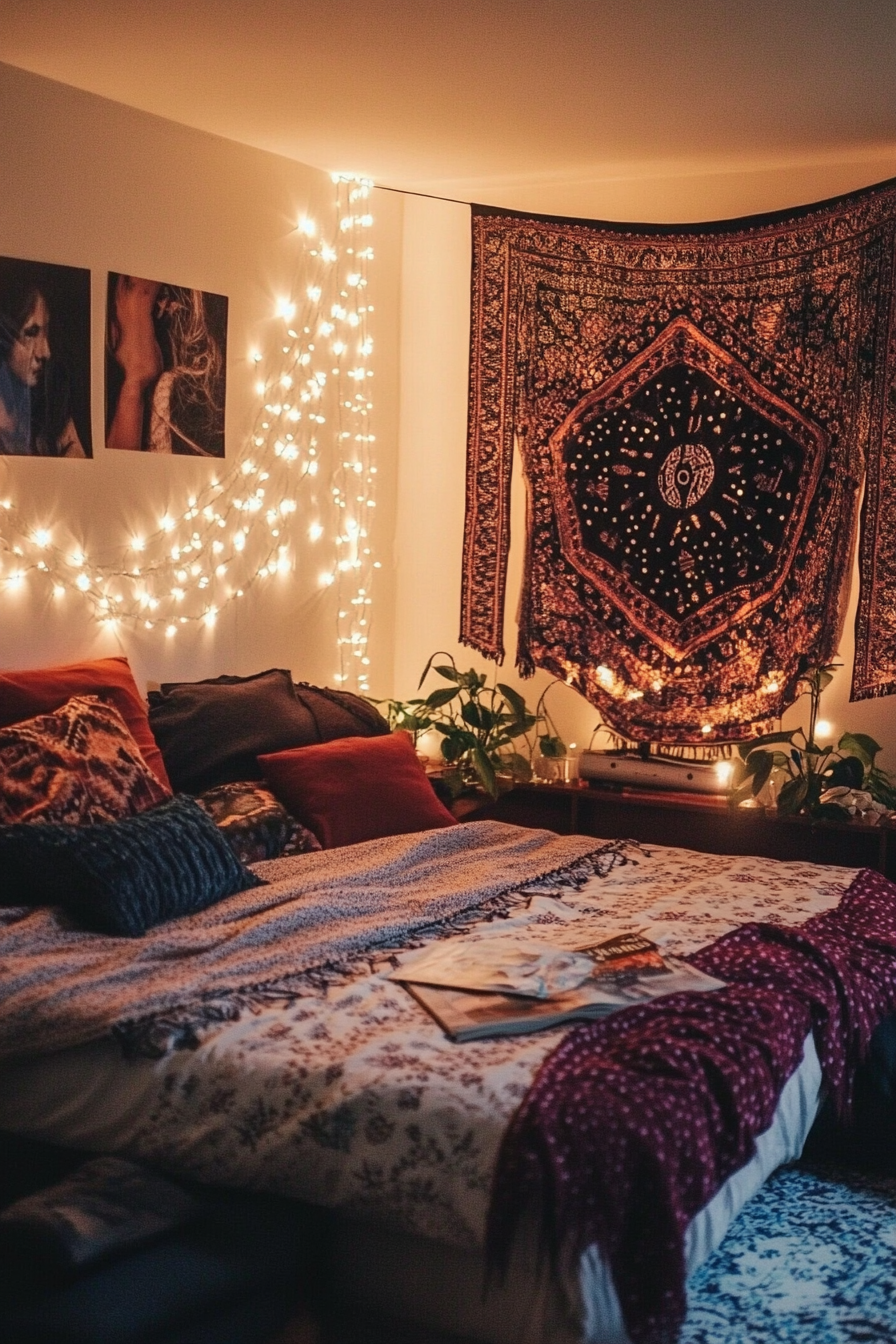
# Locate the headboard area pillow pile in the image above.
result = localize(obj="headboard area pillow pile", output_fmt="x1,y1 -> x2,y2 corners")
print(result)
0,695 -> 170,826
260,730 -> 457,848
0,657 -> 454,934
0,657 -> 170,791
0,795 -> 263,936
146,669 -> 390,795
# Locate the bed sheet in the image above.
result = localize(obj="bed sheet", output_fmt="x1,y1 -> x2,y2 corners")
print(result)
0,842 -> 852,1341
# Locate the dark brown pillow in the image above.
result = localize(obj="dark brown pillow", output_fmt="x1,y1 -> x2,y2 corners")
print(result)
147,669 -> 389,795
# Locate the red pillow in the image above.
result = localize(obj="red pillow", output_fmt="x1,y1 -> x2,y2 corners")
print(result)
259,731 -> 457,848
0,656 -> 170,791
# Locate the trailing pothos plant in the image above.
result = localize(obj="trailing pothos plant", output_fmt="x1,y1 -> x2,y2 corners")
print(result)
731,663 -> 896,819
371,654 -> 565,798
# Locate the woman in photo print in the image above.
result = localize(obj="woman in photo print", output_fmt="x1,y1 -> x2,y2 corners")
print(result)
0,263 -> 88,458
106,273 -> 226,456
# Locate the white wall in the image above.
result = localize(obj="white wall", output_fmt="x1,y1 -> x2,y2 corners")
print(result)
0,62 -> 403,697
4,59 -> 893,770
395,172 -> 896,771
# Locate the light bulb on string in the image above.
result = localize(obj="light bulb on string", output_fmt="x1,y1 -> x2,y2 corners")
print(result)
0,174 -> 378,691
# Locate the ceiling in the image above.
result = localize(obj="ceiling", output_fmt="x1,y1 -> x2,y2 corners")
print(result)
3,0 -> 896,218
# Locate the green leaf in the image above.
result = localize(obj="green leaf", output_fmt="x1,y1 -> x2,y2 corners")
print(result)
823,755 -> 864,790
423,686 -> 459,710
728,778 -> 757,807
810,802 -> 853,822
461,700 -> 484,728
439,735 -> 462,763
744,749 -> 773,778
505,752 -> 533,782
538,734 -> 566,759
497,683 -> 528,716
434,664 -> 461,683
777,776 -> 809,814
471,745 -> 498,797
738,730 -> 796,759
504,714 -> 537,738
749,753 -> 774,796
397,713 -> 432,734
453,730 -> 479,751
838,732 -> 881,766
867,766 -> 896,809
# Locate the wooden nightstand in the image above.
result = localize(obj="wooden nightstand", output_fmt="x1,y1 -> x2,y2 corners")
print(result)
454,781 -> 894,877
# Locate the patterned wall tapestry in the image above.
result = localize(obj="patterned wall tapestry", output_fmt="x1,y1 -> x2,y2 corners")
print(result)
463,180 -> 896,743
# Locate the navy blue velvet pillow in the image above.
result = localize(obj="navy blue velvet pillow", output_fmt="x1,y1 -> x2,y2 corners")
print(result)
0,795 -> 264,937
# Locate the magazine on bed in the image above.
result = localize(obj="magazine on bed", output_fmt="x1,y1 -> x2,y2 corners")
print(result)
393,931 -> 726,1042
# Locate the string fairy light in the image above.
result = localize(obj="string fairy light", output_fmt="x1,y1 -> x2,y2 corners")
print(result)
0,175 -> 378,693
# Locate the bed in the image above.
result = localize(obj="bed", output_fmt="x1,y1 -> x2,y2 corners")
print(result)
1,659 -> 894,1344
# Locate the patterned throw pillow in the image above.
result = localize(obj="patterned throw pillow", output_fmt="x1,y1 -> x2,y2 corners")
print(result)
194,781 -> 321,864
0,655 -> 170,789
0,795 -> 263,936
0,695 -> 171,826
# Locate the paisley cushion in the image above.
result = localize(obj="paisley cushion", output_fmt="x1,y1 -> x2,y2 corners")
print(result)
0,695 -> 171,825
194,780 -> 321,864
0,656 -> 170,790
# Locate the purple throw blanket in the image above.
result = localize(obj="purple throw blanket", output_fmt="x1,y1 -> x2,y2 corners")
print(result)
487,867 -> 896,1344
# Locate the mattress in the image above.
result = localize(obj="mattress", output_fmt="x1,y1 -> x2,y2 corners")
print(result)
0,839 -> 852,1342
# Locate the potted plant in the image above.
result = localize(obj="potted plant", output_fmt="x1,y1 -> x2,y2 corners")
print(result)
731,663 -> 896,821
371,655 -> 574,798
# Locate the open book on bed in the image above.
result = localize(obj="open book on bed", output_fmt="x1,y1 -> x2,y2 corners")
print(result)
392,931 -> 726,1042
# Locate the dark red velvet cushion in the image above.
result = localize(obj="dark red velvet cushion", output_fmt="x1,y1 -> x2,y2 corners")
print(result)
0,656 -> 170,791
259,731 -> 457,848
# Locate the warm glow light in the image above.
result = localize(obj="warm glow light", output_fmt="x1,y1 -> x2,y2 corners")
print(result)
815,719 -> 833,739
0,175 -> 377,694
715,760 -> 735,786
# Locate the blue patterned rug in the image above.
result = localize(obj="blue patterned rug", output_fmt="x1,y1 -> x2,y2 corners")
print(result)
682,1164 -> 896,1343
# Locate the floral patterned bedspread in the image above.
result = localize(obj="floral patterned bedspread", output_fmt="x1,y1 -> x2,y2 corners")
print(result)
93,841 -> 851,1251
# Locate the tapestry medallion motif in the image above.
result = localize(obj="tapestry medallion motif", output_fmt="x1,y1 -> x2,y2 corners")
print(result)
463,182 -> 896,740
